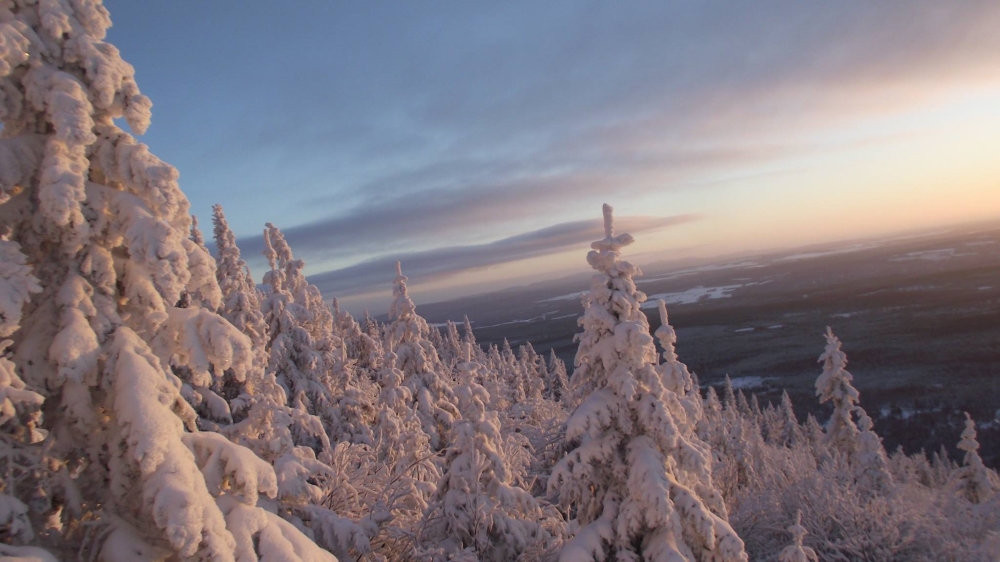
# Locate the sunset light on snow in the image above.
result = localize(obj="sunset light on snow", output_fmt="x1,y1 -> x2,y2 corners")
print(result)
3,2 -> 1000,560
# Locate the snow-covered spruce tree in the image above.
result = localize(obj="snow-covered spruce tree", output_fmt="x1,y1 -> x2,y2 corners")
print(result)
384,262 -> 458,450
212,205 -> 268,376
461,315 -> 476,347
545,348 -> 569,403
324,339 -> 377,446
548,204 -> 746,562
854,410 -> 893,493
776,390 -> 803,448
421,344 -> 550,561
0,2 -> 331,559
260,223 -> 335,454
211,204 -> 313,472
653,299 -> 703,434
441,320 -> 464,367
951,412 -> 1000,504
815,328 -> 892,492
332,297 -> 380,371
372,349 -> 440,498
815,327 -> 860,459
517,342 -> 546,403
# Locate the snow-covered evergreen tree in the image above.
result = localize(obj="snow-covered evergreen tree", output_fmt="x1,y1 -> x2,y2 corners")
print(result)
545,349 -> 569,403
212,205 -> 268,375
854,410 -> 893,493
384,262 -> 458,450
260,223 -> 335,454
461,315 -> 476,347
815,328 -> 860,459
422,345 -> 549,561
951,412 -> 999,504
548,204 -> 746,562
653,299 -> 703,433
0,3 -> 327,558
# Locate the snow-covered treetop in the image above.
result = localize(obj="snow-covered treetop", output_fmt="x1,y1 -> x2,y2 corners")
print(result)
815,327 -> 860,455
571,203 -> 654,400
778,511 -> 817,562
586,203 -> 636,274
263,223 -> 305,297
816,328 -> 857,404
958,412 -> 982,463
190,215 -> 206,248
389,261 -> 418,324
385,261 -> 435,367
654,299 -> 677,363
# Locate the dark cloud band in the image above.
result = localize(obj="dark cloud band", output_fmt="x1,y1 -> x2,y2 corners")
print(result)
307,213 -> 700,298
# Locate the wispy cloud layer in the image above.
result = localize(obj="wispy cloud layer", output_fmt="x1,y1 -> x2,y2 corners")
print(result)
308,214 -> 699,297
108,0 -> 1000,296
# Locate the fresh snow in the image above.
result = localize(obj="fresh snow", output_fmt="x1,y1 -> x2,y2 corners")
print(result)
889,248 -> 978,261
1,3 -> 998,561
642,284 -> 744,307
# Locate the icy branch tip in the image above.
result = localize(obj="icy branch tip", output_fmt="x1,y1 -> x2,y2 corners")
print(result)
395,261 -> 402,277
657,299 -> 669,325
602,203 -> 614,238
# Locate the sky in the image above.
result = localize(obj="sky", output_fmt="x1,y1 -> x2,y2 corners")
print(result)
104,0 -> 1000,313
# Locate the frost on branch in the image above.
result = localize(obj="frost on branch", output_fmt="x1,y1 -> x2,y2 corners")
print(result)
549,204 -> 746,562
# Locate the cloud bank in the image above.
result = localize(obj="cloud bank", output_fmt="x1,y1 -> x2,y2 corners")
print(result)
308,214 -> 699,298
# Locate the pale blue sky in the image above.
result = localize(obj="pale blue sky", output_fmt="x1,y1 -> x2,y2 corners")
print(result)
104,1 -> 1000,310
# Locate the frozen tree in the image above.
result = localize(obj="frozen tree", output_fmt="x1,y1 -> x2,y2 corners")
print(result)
548,204 -> 746,562
332,297 -> 380,370
422,345 -> 549,561
212,205 -> 268,374
260,223 -> 336,454
951,413 -> 999,504
517,342 -> 546,402
777,512 -> 817,562
653,299 -> 703,433
814,329 -> 893,493
777,390 -> 803,448
815,328 -> 860,459
325,340 -> 377,446
854,410 -> 893,493
0,2 -> 334,559
545,349 -> 569,403
182,214 -> 221,310
373,350 -> 439,497
384,262 -> 458,450
440,320 -> 464,366
461,315 -> 476,347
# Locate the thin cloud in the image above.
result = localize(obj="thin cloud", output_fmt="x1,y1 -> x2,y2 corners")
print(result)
308,213 -> 700,298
